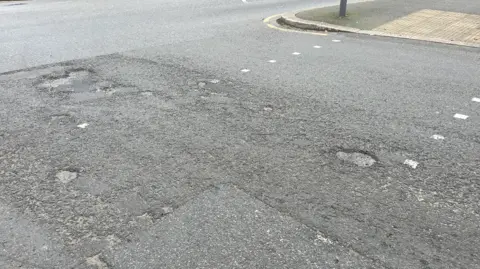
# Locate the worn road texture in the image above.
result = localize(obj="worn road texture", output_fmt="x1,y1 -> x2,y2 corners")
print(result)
1,0 -> 480,269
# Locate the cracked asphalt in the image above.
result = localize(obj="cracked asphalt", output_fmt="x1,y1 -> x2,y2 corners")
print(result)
1,0 -> 479,268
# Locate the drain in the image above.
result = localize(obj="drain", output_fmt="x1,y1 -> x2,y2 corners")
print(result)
336,150 -> 377,167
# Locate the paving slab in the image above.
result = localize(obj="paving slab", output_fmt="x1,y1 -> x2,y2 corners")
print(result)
296,0 -> 480,30
292,0 -> 480,46
374,10 -> 480,45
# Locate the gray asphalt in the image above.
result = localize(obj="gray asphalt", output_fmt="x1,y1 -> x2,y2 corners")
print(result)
1,0 -> 479,269
0,0 -> 338,73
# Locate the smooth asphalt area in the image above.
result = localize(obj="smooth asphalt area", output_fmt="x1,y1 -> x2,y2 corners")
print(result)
0,0 -> 340,73
1,0 -> 479,269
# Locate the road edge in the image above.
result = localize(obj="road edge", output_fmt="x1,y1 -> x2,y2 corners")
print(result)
278,11 -> 480,48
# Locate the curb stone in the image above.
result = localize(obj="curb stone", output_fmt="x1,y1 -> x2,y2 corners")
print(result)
278,11 -> 480,48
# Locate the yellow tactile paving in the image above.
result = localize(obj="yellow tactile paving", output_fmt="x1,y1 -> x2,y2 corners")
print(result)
374,9 -> 480,44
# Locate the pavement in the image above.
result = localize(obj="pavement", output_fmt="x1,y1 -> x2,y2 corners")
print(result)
292,0 -> 480,46
1,0 -> 480,269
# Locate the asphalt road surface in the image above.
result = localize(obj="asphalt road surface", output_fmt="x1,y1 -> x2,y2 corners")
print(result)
1,0 -> 479,269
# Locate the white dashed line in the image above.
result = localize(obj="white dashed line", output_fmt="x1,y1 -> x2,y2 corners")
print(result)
332,40 -> 341,42
292,52 -> 301,55
431,134 -> 445,140
404,159 -> 419,169
313,45 -> 322,48
472,97 -> 480,102
77,123 -> 89,129
268,60 -> 277,63
240,69 -> 250,73
454,113 -> 469,120
263,106 -> 273,111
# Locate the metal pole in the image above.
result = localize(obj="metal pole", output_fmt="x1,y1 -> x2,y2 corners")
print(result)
339,0 -> 348,17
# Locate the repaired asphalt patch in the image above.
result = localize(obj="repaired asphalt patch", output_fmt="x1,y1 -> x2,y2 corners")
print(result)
102,185 -> 379,269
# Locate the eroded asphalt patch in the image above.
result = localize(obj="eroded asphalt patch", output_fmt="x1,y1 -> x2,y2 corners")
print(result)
0,54 -> 478,269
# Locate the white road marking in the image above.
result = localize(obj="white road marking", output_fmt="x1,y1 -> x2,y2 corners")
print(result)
268,60 -> 277,63
242,0 -> 248,3
431,134 -> 445,140
263,106 -> 273,111
292,52 -> 301,55
140,91 -> 153,96
332,39 -> 341,42
240,69 -> 250,73
454,113 -> 469,120
313,45 -> 322,48
210,79 -> 220,84
404,159 -> 419,169
77,123 -> 89,129
472,97 -> 480,102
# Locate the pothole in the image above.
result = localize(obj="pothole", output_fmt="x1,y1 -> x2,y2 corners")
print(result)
147,205 -> 174,219
55,170 -> 78,184
38,69 -> 93,93
263,105 -> 273,112
194,79 -> 225,95
49,113 -> 76,125
336,150 -> 377,167
36,68 -> 124,99
86,254 -> 109,269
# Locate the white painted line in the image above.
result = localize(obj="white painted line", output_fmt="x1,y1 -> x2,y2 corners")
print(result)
240,69 -> 250,73
472,97 -> 480,102
292,52 -> 301,55
140,91 -> 153,96
404,159 -> 419,169
313,45 -> 322,48
454,113 -> 469,120
77,123 -> 89,129
332,39 -> 341,42
263,106 -> 273,111
268,60 -> 277,63
431,134 -> 445,140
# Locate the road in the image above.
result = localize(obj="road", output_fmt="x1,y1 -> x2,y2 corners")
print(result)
0,0 -> 340,73
1,0 -> 479,268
